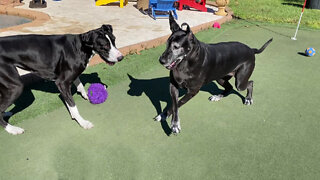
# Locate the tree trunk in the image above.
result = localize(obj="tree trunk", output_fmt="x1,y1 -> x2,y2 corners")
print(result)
306,0 -> 320,9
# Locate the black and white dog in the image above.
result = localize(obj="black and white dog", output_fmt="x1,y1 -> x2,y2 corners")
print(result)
0,25 -> 123,135
155,13 -> 272,134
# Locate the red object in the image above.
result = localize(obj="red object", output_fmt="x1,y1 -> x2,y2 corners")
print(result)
213,22 -> 221,28
178,0 -> 207,12
302,0 -> 307,12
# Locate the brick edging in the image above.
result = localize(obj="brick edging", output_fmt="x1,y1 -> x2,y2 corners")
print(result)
89,4 -> 233,66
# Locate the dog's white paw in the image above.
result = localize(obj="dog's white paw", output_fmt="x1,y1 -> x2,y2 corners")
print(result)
78,120 -> 94,129
171,123 -> 181,135
154,113 -> 167,121
5,124 -> 25,135
209,95 -> 223,102
171,121 -> 181,134
81,92 -> 89,100
154,115 -> 162,121
244,98 -> 253,105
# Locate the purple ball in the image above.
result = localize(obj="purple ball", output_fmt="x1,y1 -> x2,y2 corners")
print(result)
87,83 -> 108,104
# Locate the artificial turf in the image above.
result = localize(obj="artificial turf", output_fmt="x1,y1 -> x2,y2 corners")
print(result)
228,0 -> 320,29
0,21 -> 319,179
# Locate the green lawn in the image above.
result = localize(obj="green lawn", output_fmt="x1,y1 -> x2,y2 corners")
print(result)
1,21 -> 320,179
229,0 -> 320,29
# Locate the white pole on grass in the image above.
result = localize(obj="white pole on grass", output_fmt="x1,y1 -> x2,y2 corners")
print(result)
291,0 -> 308,40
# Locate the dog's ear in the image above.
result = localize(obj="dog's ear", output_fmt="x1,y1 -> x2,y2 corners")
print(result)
101,24 -> 113,33
181,23 -> 190,33
181,23 -> 195,43
81,31 -> 94,48
127,74 -> 135,81
188,33 -> 195,44
169,12 -> 180,32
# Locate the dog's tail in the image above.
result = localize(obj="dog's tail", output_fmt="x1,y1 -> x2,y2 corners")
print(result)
253,38 -> 273,54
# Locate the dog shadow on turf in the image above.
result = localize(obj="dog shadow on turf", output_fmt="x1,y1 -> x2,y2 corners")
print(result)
126,74 -> 245,136
4,72 -> 104,122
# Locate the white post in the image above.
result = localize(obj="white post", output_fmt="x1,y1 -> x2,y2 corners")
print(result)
291,0 -> 307,40
291,12 -> 304,40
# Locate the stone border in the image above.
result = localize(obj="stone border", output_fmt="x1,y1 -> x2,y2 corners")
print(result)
0,4 -> 51,33
89,3 -> 233,66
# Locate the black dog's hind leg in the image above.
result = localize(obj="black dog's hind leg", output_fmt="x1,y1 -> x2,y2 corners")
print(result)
55,79 -> 94,129
209,76 -> 233,102
0,63 -> 25,135
235,62 -> 255,105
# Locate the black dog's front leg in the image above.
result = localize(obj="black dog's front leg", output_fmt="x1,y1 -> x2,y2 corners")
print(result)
167,87 -> 200,116
55,80 -> 94,129
171,88 -> 200,134
156,85 -> 199,134
169,82 -> 180,134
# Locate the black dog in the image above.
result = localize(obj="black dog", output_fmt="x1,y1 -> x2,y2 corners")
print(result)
155,13 -> 272,134
0,25 -> 123,135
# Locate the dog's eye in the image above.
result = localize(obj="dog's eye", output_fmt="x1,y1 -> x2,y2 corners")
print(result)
173,45 -> 179,50
104,44 -> 110,49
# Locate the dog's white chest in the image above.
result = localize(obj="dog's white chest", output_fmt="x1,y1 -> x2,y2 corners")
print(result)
16,67 -> 32,76
87,51 -> 96,68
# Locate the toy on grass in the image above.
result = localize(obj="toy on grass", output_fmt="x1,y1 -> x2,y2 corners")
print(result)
305,47 -> 316,57
212,22 -> 221,29
87,83 -> 108,104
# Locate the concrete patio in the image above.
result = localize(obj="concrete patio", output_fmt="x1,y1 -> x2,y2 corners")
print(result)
0,0 -> 229,45
0,0 -> 232,74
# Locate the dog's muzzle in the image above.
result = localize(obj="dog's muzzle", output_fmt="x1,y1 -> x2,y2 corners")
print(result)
159,55 -> 186,70
159,56 -> 166,65
104,49 -> 124,66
